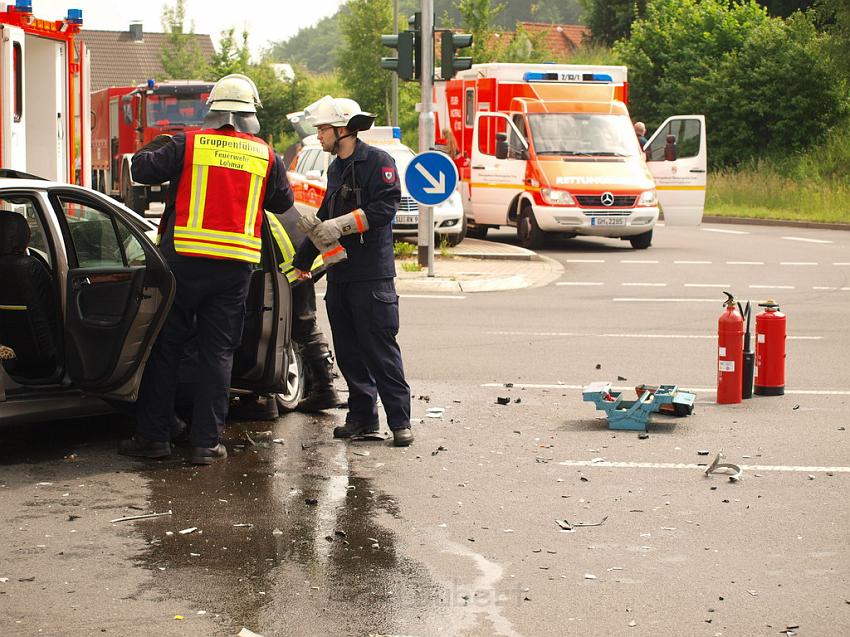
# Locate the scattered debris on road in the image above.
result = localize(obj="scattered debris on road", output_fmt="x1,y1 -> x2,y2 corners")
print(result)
238,628 -> 265,637
426,407 -> 445,418
556,515 -> 608,531
496,396 -> 511,405
704,450 -> 743,482
110,510 -> 173,524
178,527 -> 198,535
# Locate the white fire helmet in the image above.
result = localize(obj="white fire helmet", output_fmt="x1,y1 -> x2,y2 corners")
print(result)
303,95 -> 375,131
207,74 -> 262,113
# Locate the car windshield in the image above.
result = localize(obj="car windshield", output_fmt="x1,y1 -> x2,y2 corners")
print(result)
388,147 -> 415,173
146,94 -> 210,127
527,113 -> 641,158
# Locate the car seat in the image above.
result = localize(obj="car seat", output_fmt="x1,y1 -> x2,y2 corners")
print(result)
0,210 -> 59,380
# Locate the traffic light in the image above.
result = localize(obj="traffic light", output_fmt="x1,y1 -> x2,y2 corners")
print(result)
381,31 -> 415,81
440,30 -> 473,80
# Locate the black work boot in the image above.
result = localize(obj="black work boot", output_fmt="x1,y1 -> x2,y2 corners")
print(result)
333,419 -> 380,439
190,443 -> 228,465
298,355 -> 341,413
118,435 -> 171,459
228,394 -> 279,421
391,427 -> 414,447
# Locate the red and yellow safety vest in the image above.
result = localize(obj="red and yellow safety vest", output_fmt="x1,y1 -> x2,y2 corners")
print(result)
173,129 -> 274,263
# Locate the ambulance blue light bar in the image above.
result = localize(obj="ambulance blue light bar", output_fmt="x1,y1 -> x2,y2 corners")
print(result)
523,71 -> 613,83
393,127 -> 402,139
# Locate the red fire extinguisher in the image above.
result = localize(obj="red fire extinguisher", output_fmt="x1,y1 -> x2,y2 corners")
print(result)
717,292 -> 744,404
754,299 -> 786,396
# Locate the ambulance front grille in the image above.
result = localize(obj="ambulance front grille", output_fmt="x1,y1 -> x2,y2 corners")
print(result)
576,195 -> 637,207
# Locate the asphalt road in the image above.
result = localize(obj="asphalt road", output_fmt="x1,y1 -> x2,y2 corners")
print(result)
1,222 -> 848,636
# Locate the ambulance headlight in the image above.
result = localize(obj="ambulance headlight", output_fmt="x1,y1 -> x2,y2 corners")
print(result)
637,190 -> 658,207
540,188 -> 575,206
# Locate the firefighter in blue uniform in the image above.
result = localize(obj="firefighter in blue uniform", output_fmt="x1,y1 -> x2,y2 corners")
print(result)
119,74 -> 295,464
292,95 -> 413,447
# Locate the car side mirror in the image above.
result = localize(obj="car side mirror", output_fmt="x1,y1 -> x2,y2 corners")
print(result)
495,132 -> 508,160
664,134 -> 678,161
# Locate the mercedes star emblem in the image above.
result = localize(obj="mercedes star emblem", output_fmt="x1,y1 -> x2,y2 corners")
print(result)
600,192 -> 615,206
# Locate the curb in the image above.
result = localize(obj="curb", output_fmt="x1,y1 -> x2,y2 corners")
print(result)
699,215 -> 850,232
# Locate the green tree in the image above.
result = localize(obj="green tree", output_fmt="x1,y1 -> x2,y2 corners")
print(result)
338,0 -> 394,124
265,15 -> 342,74
581,0 -> 647,47
456,0 -> 506,64
160,0 -> 209,79
616,0 -> 847,167
209,27 -> 251,78
817,0 -> 850,79
757,0 -> 815,17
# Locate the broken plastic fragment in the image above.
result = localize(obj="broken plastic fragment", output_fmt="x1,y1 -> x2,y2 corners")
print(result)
704,450 -> 743,482
178,527 -> 198,535
426,407 -> 445,418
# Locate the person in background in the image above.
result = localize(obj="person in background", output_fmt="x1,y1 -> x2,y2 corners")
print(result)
634,121 -> 648,150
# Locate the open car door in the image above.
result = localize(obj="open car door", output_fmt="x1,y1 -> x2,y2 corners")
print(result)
53,189 -> 175,401
645,115 -> 707,226
230,214 -> 292,393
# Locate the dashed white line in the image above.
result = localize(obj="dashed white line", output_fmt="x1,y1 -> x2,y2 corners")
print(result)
780,261 -> 818,266
621,282 -> 667,287
620,259 -> 659,264
684,283 -> 730,288
556,282 -> 604,286
400,294 -> 466,300
834,262 -> 850,266
566,259 -> 606,263
701,228 -> 749,235
556,460 -> 850,474
674,260 -> 712,264
727,261 -> 764,265
813,286 -> 850,291
782,236 -> 833,244
749,285 -> 795,289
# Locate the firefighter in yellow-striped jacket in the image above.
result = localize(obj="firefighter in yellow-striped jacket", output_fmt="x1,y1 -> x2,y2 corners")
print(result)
120,74 -> 294,465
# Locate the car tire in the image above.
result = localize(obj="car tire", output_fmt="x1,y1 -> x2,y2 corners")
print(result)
121,166 -> 146,214
517,204 -> 545,250
275,342 -> 305,412
629,229 -> 653,250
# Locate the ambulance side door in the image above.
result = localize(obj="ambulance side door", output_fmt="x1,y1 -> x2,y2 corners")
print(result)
470,112 -> 528,226
645,115 -> 707,226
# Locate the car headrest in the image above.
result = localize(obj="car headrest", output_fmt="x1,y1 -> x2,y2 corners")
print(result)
0,210 -> 31,255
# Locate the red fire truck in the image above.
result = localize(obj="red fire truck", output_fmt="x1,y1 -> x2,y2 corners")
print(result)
0,1 -> 90,185
90,80 -> 213,213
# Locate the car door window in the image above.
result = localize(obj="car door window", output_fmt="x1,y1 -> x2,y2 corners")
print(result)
646,119 -> 702,161
0,194 -> 53,266
57,196 -> 144,268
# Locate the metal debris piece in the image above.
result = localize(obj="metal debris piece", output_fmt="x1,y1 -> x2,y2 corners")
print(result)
556,515 -> 608,531
426,407 -> 445,418
244,432 -> 257,446
179,527 -> 198,535
617,375 -> 627,381
110,510 -> 173,524
496,396 -> 511,405
704,450 -> 743,482
697,450 -> 710,456
584,573 -> 597,580
233,523 -> 254,528
638,433 -> 649,439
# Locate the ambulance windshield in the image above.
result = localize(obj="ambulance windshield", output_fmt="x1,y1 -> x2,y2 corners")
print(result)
146,94 -> 210,127
527,113 -> 642,158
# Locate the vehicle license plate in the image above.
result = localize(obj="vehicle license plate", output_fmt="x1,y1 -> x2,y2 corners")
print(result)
591,216 -> 625,226
396,215 -> 418,224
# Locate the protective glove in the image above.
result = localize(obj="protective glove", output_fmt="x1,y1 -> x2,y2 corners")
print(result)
296,210 -> 321,235
313,209 -> 369,245
297,210 -> 347,265
136,134 -> 173,154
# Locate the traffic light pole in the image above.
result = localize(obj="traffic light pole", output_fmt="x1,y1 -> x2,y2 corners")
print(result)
416,0 -> 435,275
391,0 -> 398,127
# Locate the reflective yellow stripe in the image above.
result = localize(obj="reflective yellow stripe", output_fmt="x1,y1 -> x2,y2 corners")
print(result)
267,213 -> 296,262
311,254 -> 324,270
244,174 -> 263,235
0,304 -> 27,311
174,226 -> 261,250
173,240 -> 261,263
656,185 -> 706,191
188,164 -> 209,228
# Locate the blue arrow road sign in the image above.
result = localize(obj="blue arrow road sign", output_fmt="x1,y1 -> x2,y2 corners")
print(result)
403,151 -> 458,207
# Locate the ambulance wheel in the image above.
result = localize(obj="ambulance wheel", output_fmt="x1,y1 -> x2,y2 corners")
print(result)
275,342 -> 305,412
517,204 -> 545,250
121,168 -> 146,214
629,229 -> 653,249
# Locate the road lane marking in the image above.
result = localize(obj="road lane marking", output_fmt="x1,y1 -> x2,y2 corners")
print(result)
727,261 -> 765,265
834,262 -> 850,266
749,285 -> 795,289
400,294 -> 466,300
813,286 -> 850,291
684,283 -> 730,288
484,331 -> 821,341
621,282 -> 667,287
780,261 -> 818,266
782,236 -> 833,244
566,259 -> 606,263
481,382 -> 846,395
556,460 -> 850,474
675,260 -> 712,264
701,228 -> 749,235
556,282 -> 604,286
620,259 -> 659,264
613,298 -> 720,302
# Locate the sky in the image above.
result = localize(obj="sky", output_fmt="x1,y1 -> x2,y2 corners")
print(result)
29,0 -> 347,59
